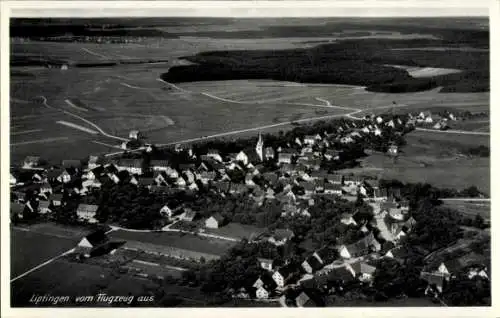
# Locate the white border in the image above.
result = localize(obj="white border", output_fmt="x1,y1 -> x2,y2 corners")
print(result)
0,1 -> 497,318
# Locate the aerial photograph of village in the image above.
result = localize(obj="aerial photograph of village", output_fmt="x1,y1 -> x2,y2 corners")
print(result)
8,15 -> 490,307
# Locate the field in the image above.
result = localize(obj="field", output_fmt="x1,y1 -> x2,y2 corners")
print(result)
441,200 -> 491,220
10,225 -> 88,278
10,222 -> 216,307
108,229 -> 237,257
343,130 -> 490,194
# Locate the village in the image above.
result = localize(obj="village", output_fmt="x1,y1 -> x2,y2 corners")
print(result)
10,109 -> 490,307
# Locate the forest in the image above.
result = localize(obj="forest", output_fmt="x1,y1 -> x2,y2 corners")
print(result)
162,36 -> 488,93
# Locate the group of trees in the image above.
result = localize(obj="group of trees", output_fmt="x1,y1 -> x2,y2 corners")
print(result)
162,34 -> 488,94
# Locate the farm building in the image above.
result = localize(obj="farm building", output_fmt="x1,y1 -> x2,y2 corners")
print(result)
338,232 -> 380,259
74,229 -> 109,258
272,263 -> 300,288
129,130 -> 142,140
150,160 -> 170,172
205,213 -> 226,229
76,204 -> 99,223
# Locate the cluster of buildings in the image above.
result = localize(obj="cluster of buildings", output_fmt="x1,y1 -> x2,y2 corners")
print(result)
9,114 -> 405,227
407,110 -> 458,131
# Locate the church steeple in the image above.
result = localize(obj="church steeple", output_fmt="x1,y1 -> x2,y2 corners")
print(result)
256,132 -> 264,161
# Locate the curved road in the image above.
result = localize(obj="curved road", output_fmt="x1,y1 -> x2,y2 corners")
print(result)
38,96 -> 128,142
103,79 -> 488,157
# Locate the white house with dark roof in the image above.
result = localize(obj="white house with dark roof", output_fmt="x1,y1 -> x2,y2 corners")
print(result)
205,213 -> 225,229
115,159 -> 144,175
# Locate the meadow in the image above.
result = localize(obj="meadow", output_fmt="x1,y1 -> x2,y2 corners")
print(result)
349,130 -> 490,194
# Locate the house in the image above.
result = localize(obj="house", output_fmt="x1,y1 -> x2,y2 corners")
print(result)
265,147 -> 275,160
278,153 -> 293,164
420,271 -> 446,295
76,204 -> 99,223
315,179 -> 325,192
236,151 -> 249,166
129,130 -> 141,140
150,160 -> 170,172
324,183 -> 342,195
294,291 -> 319,307
62,159 -> 82,170
299,182 -> 315,196
57,170 -> 72,184
182,170 -> 196,184
205,213 -> 225,229
164,166 -> 180,179
160,204 -> 174,219
272,264 -> 299,288
268,229 -> 295,246
302,255 -> 324,274
373,188 -> 388,201
320,265 -> 357,290
85,166 -> 104,180
115,159 -> 144,175
340,213 -> 357,226
138,177 -> 155,189
324,149 -> 340,161
387,144 -> 398,156
50,193 -> 63,206
253,274 -> 277,299
303,135 -> 316,145
175,176 -> 187,188
23,156 -> 42,169
258,258 -> 275,272
326,174 -> 343,185
180,209 -> 198,222
10,173 -> 17,186
349,261 -> 377,282
74,229 -> 109,258
38,200 -> 52,214
207,149 -> 223,162
198,171 -> 216,184
338,232 -> 379,259
214,181 -> 231,195
39,182 -> 52,194
87,155 -> 100,170
343,175 -> 363,186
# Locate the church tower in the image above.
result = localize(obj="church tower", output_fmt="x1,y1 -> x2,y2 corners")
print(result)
256,132 -> 264,161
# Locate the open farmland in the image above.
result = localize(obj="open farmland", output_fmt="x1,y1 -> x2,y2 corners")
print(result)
345,130 -> 490,194
108,230 -> 237,260
11,62 -> 352,163
441,200 -> 491,220
10,226 -> 83,279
